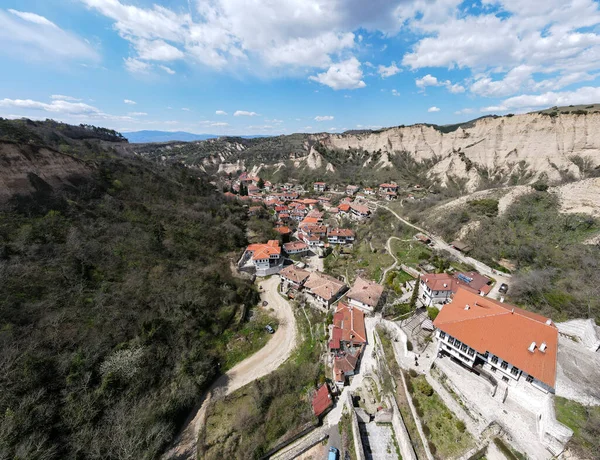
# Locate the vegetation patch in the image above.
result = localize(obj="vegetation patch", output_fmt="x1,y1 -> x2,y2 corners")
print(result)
555,396 -> 600,459
407,374 -> 474,458
198,306 -> 327,459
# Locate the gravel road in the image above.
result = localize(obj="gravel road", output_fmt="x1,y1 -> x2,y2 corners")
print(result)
162,276 -> 297,459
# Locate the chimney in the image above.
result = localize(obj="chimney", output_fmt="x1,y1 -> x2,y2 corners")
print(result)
540,342 -> 547,353
545,319 -> 552,326
464,304 -> 470,310
443,283 -> 448,288
501,297 -> 506,303
528,342 -> 536,353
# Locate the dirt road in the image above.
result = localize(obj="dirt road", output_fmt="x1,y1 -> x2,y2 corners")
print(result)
374,203 -> 511,299
162,276 -> 297,459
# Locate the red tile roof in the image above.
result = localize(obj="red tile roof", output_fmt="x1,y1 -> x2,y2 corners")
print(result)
332,302 -> 367,345
338,203 -> 351,212
246,240 -> 281,260
275,226 -> 291,235
305,272 -> 347,301
328,228 -> 355,238
434,287 -> 558,388
312,384 -> 333,417
283,241 -> 309,252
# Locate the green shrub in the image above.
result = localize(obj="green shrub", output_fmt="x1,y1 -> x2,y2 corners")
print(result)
423,425 -> 431,436
407,341 -> 413,351
532,181 -> 548,192
456,420 -> 467,433
427,307 -> 439,321
429,441 -> 437,455
409,369 -> 418,378
415,378 -> 434,397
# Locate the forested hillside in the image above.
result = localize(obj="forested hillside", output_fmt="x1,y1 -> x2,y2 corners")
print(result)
0,120 -> 258,459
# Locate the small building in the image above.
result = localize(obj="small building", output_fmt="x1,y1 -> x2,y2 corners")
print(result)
248,184 -> 260,196
350,203 -> 371,220
451,240 -> 473,253
346,277 -> 384,313
329,302 -> 367,351
240,240 -> 282,276
420,273 -> 456,306
312,384 -> 333,419
283,241 -> 309,256
414,233 -> 431,244
327,228 -> 355,245
304,271 -> 348,307
346,185 -> 360,195
363,188 -> 375,195
275,226 -> 292,239
384,191 -> 398,201
434,287 -> 558,393
379,183 -> 398,194
338,203 -> 351,214
280,264 -> 311,290
313,182 -> 327,192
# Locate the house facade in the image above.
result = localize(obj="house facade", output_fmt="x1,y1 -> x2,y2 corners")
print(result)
346,276 -> 384,313
313,182 -> 327,192
240,240 -> 283,276
283,241 -> 309,256
327,228 -> 355,245
304,271 -> 348,308
279,264 -> 311,291
434,287 -> 558,393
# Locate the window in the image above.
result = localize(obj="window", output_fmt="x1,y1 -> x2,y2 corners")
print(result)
502,376 -> 509,383
468,348 -> 475,357
491,367 -> 496,373
491,356 -> 498,365
448,337 -> 455,346
501,361 -> 508,370
454,340 -> 462,349
511,367 -> 519,376
461,343 -> 468,353
484,351 -> 489,358
440,331 -> 446,340
526,374 -> 534,383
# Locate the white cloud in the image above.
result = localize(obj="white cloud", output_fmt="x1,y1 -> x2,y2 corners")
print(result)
234,110 -> 258,116
8,9 -> 57,28
124,57 -> 152,74
391,89 -> 400,97
209,122 -> 229,127
215,110 -> 227,115
455,108 -> 475,115
51,95 -> 82,102
124,99 -> 137,105
128,112 -> 147,116
416,74 -> 464,93
0,9 -> 98,62
315,115 -> 334,121
309,57 -> 366,90
0,97 -> 134,124
378,62 -> 401,78
428,106 -> 441,112
159,64 -> 176,75
302,126 -> 313,130
181,108 -> 191,111
134,39 -> 185,61
489,86 -> 600,111
401,0 -> 600,97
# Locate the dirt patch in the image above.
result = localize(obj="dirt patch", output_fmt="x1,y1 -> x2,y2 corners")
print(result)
550,178 -> 600,217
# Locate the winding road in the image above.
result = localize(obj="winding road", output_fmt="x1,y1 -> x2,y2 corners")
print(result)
162,276 -> 297,459
374,202 -> 511,299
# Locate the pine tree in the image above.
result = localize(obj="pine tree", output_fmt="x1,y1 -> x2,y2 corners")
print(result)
257,177 -> 265,189
410,275 -> 420,308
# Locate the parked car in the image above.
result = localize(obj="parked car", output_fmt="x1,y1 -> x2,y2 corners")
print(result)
328,447 -> 339,460
499,283 -> 509,294
265,325 -> 275,334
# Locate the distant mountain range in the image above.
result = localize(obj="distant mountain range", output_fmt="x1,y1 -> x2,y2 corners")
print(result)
123,130 -> 269,143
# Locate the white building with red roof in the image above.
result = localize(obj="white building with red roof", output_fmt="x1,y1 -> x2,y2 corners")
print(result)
239,240 -> 283,276
304,271 -> 348,308
327,228 -> 355,245
420,272 -> 493,306
434,287 -> 559,393
329,302 -> 367,385
313,181 -> 327,192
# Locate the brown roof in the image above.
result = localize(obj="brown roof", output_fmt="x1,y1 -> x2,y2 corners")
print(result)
347,277 -> 384,308
328,228 -> 355,238
305,271 -> 347,301
283,241 -> 309,252
434,287 -> 558,388
453,271 -> 492,295
350,203 -> 370,214
338,203 -> 351,212
280,265 -> 310,284
379,183 -> 398,188
422,273 -> 455,292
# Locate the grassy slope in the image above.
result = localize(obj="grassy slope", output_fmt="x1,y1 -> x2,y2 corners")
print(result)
555,397 -> 600,459
198,306 -> 327,459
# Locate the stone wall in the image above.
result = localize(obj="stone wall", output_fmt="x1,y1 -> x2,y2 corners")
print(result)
387,395 -> 417,460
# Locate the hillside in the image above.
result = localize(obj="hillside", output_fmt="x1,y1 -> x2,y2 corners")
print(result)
130,111 -> 600,191
0,119 -> 258,459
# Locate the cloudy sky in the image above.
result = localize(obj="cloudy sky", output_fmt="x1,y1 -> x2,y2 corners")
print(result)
2,0 -> 600,135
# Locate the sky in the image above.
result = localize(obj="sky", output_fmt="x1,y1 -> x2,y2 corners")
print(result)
2,0 -> 600,135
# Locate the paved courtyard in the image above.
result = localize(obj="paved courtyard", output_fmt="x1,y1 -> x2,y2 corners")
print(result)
360,422 -> 398,460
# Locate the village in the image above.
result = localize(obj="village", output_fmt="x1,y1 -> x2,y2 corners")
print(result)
220,172 -> 600,460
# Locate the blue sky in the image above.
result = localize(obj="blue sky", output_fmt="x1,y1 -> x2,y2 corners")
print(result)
2,0 -> 600,135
